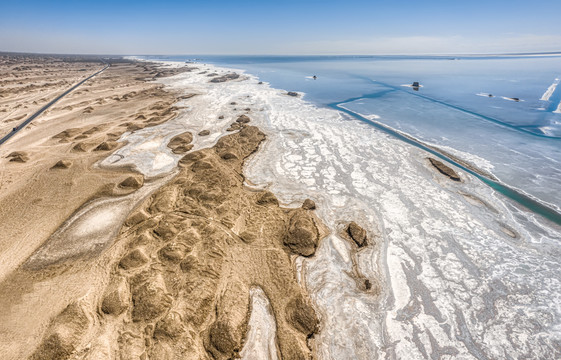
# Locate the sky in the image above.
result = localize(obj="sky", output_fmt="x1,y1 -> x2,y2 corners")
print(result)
1,0 -> 560,55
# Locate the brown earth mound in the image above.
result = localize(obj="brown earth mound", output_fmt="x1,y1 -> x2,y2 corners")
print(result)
210,73 -> 240,83
167,131 -> 193,154
236,115 -> 251,124
93,141 -> 118,151
7,151 -> 29,163
118,175 -> 144,190
428,157 -> 461,181
30,125 -> 327,360
51,160 -> 72,169
346,221 -> 368,247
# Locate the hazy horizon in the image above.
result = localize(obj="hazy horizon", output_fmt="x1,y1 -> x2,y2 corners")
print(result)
1,0 -> 561,55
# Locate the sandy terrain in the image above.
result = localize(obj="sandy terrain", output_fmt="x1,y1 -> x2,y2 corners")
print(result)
0,55 -> 200,358
0,56 -> 345,360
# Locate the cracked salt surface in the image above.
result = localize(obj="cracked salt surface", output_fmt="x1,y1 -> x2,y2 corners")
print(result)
240,287 -> 280,360
232,71 -> 561,358
105,61 -> 561,359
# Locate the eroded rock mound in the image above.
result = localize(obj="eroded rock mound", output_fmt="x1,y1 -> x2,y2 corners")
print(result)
93,141 -> 118,151
29,302 -> 92,360
235,115 -> 250,124
428,157 -> 461,181
52,128 -> 82,141
167,131 -> 193,154
347,221 -> 367,247
256,191 -> 279,206
207,320 -> 244,359
154,311 -> 186,339
226,122 -> 242,132
210,73 -> 240,83
119,248 -> 149,269
130,272 -> 172,321
101,279 -> 129,315
118,175 -> 144,190
284,209 -> 320,257
285,297 -> 319,336
71,142 -> 89,152
6,151 -> 29,163
198,129 -> 210,136
302,199 -> 316,210
158,242 -> 190,263
51,160 -> 72,169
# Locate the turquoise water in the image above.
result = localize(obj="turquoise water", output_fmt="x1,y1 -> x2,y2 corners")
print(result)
143,54 -> 561,222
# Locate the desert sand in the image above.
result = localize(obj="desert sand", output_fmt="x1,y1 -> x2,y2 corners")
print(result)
0,55 -> 357,359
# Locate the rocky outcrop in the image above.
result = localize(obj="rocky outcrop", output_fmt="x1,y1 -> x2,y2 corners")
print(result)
256,191 -> 279,206
119,248 -> 149,269
93,141 -> 118,151
101,279 -> 129,315
428,157 -> 461,181
51,160 -> 72,169
6,151 -> 29,163
235,115 -> 251,124
285,297 -> 319,336
118,175 -> 144,190
167,131 -> 193,154
302,199 -> 316,210
226,122 -> 242,132
210,73 -> 240,83
130,272 -> 172,321
284,209 -> 320,256
347,221 -> 367,247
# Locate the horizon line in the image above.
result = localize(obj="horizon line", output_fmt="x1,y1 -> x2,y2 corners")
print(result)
2,50 -> 561,58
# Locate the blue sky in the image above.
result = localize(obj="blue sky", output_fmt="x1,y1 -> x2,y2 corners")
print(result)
1,0 -> 560,55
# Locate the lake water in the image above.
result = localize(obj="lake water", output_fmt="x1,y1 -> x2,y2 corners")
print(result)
143,54 -> 561,219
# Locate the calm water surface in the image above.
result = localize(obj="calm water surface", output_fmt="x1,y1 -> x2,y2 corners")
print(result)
144,55 -> 561,216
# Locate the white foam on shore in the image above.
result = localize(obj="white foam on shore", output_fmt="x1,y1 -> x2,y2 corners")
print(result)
540,78 -> 560,101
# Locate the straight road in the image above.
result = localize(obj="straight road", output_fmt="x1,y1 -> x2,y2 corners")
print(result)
0,60 -> 109,146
